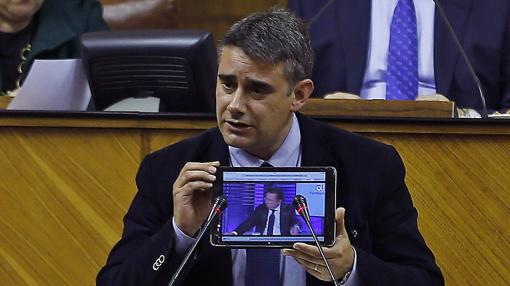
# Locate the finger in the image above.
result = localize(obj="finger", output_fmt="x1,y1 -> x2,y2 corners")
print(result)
292,256 -> 324,272
179,161 -> 220,176
182,170 -> 217,184
175,162 -> 220,187
335,207 -> 348,238
291,256 -> 327,280
179,180 -> 214,195
282,248 -> 324,265
292,243 -> 341,260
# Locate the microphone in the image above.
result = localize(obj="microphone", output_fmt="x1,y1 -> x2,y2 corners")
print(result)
168,195 -> 228,286
432,0 -> 488,118
306,0 -> 337,28
293,195 -> 339,286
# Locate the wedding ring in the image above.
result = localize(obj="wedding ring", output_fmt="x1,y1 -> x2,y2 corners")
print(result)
314,264 -> 319,271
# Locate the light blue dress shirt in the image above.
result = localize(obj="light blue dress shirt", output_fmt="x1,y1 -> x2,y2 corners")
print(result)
360,0 -> 436,99
173,113 -> 358,285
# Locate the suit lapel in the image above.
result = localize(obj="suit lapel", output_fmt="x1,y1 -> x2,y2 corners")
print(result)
297,114 -> 336,168
337,0 -> 371,94
434,0 -> 473,96
198,128 -> 230,166
196,129 -> 232,284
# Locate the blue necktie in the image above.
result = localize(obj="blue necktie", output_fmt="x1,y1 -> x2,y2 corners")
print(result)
386,0 -> 419,100
267,210 -> 276,235
246,162 -> 280,286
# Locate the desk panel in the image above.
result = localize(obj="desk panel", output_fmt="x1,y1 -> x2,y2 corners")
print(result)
0,113 -> 509,285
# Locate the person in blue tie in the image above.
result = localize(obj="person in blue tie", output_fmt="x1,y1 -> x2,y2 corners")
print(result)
288,0 -> 510,113
97,8 -> 444,286
231,187 -> 301,236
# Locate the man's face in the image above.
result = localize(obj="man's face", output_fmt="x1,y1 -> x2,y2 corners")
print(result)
0,0 -> 43,25
216,46 -> 297,160
264,192 -> 282,210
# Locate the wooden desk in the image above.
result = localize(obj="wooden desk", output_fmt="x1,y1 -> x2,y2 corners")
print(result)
0,111 -> 509,285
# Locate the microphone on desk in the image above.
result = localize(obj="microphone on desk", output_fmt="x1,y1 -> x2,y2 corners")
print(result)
168,195 -> 228,286
432,0 -> 488,118
293,195 -> 339,286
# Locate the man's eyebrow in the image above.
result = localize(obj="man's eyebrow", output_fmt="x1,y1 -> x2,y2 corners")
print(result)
218,74 -> 236,81
246,78 -> 274,93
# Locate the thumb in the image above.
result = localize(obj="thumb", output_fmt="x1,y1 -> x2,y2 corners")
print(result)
335,207 -> 348,238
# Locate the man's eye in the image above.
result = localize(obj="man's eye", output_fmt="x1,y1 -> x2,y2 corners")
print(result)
222,82 -> 235,93
250,88 -> 268,99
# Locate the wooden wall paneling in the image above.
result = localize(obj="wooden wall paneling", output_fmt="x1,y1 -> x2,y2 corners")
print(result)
367,133 -> 510,285
145,129 -> 203,154
0,127 -> 141,285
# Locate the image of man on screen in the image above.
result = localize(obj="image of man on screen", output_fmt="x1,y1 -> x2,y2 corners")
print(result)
231,187 -> 300,236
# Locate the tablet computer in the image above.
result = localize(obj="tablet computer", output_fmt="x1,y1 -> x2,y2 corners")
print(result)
210,166 -> 337,248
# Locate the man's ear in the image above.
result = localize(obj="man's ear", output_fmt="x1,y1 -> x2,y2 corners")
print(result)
290,79 -> 314,112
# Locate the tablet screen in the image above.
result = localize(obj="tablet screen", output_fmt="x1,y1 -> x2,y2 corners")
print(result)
211,167 -> 336,247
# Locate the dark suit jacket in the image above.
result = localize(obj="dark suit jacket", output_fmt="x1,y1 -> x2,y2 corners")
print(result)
234,203 -> 299,235
96,113 -> 444,286
288,0 -> 510,111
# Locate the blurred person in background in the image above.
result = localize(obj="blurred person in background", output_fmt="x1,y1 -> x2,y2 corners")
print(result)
0,0 -> 108,96
288,0 -> 510,114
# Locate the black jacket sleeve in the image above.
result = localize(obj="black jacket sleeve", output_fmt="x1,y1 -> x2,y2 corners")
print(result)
96,154 -> 183,286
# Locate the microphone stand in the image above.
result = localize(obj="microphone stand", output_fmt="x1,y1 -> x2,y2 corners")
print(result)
433,0 -> 488,118
294,195 -> 339,286
168,196 -> 227,286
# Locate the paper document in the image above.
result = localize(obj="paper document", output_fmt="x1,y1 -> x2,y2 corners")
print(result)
8,59 -> 91,111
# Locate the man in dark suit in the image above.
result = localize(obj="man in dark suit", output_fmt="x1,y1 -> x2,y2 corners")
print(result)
288,0 -> 510,112
97,8 -> 443,286
232,187 -> 300,236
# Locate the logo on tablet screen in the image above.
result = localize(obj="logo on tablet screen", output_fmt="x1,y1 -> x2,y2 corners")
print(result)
314,183 -> 325,194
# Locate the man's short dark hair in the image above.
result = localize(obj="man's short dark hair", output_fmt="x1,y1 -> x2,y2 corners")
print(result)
264,187 -> 284,200
220,7 -> 314,87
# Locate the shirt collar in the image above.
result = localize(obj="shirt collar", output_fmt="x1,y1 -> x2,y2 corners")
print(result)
229,113 -> 301,167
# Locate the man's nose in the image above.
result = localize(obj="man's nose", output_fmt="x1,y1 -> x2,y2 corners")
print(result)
227,89 -> 246,113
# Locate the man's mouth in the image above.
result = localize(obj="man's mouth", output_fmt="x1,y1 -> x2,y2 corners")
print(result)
225,119 -> 252,129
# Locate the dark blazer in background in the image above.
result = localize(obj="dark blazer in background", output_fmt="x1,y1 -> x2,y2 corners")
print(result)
96,113 -> 443,286
234,203 -> 299,235
288,0 -> 510,111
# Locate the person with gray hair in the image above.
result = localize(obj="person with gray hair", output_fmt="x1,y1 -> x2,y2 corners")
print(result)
97,8 -> 443,286
220,8 -> 314,88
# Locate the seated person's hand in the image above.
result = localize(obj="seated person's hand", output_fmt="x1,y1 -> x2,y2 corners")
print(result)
7,88 -> 21,97
173,161 -> 220,236
324,92 -> 361,100
457,108 -> 482,118
282,208 -> 354,282
416,93 -> 450,102
290,225 -> 300,235
104,0 -> 178,30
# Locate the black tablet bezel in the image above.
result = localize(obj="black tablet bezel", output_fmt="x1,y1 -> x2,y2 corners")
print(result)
210,166 -> 337,248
